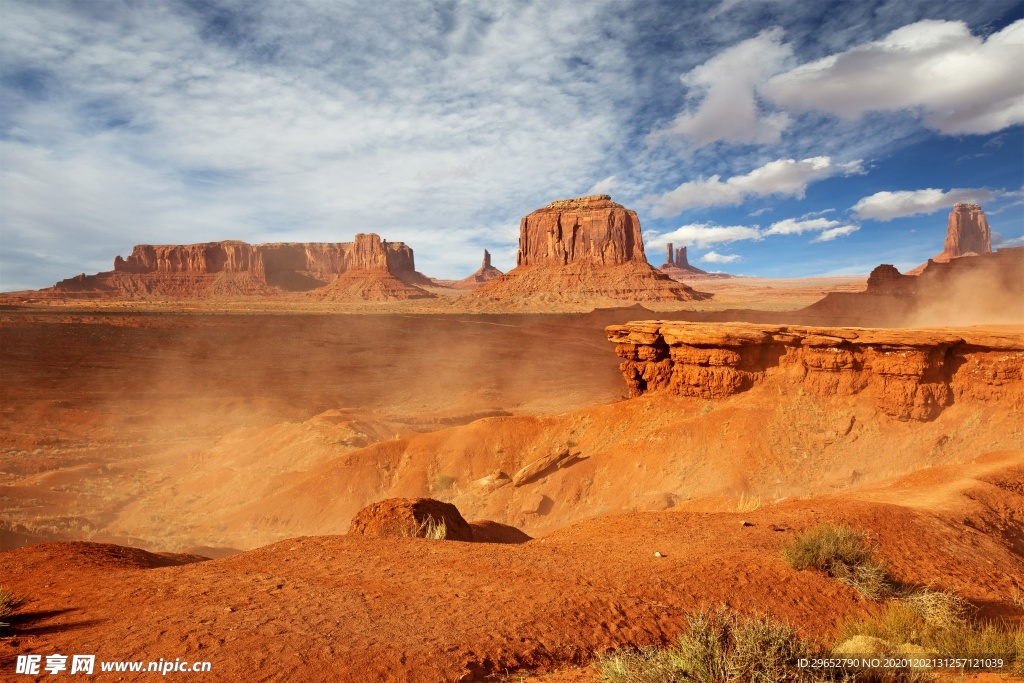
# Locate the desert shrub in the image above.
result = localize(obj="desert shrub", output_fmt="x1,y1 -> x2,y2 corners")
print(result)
838,590 -> 1023,671
595,646 -> 688,683
783,524 -> 895,599
0,586 -> 24,634
596,607 -> 820,683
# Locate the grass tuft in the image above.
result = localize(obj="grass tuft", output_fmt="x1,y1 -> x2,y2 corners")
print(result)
0,586 -> 25,634
735,493 -> 763,513
401,515 -> 448,540
596,607 -> 818,683
838,591 -> 1023,671
783,523 -> 895,599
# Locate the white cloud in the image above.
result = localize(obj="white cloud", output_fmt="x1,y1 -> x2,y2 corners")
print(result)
652,28 -> 793,148
811,225 -> 859,242
766,217 -> 840,235
700,250 -> 742,263
647,223 -> 763,250
587,175 -> 618,195
0,0 -> 640,287
763,19 -> 1024,135
648,156 -> 862,217
851,187 -> 997,220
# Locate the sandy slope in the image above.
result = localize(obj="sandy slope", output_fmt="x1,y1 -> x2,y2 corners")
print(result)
1,452 -> 1020,682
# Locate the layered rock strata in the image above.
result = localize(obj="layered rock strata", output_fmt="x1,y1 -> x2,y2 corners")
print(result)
607,321 -> 1023,421
52,233 -> 434,300
909,203 -> 993,274
469,196 -> 710,304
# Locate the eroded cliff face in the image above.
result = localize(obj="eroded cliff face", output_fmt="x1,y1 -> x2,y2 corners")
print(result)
607,321 -> 1024,421
938,203 -> 991,262
55,233 -> 429,299
516,195 -> 645,267
468,196 -> 710,306
113,234 -> 415,278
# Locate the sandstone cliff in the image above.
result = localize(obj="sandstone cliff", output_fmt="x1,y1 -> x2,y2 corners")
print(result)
467,196 -> 710,306
607,321 -> 1023,421
908,203 -> 993,274
52,233 -> 434,300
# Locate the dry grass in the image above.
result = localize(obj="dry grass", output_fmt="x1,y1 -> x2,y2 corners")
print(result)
735,494 -> 763,513
596,607 -> 819,683
402,515 -> 448,540
783,524 -> 895,599
0,586 -> 25,634
838,590 -> 1023,672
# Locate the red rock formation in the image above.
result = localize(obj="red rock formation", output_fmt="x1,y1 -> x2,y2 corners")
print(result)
804,248 -> 1024,326
347,498 -> 474,541
607,321 -> 1023,421
516,195 -> 644,267
937,203 -> 992,262
659,243 -> 731,281
435,250 -> 505,290
51,233 -> 434,300
468,196 -> 710,305
908,203 -> 993,274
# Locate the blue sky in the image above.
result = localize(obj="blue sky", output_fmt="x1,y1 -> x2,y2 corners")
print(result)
1,0 -> 1022,290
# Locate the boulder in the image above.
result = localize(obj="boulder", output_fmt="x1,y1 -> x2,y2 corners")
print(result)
347,497 -> 474,542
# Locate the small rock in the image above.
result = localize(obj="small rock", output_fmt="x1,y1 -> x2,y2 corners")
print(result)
741,520 -> 753,527
654,551 -> 663,558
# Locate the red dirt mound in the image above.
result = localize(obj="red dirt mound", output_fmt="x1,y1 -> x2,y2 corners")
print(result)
347,497 -> 474,541
305,269 -> 435,301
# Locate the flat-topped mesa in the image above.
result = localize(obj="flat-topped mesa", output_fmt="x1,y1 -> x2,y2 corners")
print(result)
517,195 -> 645,267
607,321 -> 1023,421
54,233 -> 434,300
466,196 -> 710,305
112,234 -> 415,278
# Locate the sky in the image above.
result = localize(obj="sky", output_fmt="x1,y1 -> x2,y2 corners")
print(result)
1,0 -> 1022,290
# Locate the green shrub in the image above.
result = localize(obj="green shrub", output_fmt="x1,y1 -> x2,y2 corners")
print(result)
783,524 -> 895,599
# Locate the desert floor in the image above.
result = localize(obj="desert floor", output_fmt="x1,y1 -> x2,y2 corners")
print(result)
2,275 -> 1022,682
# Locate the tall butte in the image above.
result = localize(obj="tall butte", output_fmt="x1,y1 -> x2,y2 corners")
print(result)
909,203 -> 992,274
467,195 -> 709,306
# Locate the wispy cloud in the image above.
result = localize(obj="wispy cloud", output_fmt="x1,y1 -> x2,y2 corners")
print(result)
646,223 -> 762,250
700,250 -> 742,263
851,187 -> 998,220
647,157 -> 862,217
763,20 -> 1024,135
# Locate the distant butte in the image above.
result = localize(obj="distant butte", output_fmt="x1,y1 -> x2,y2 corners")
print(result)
467,195 -> 711,305
49,233 -> 436,301
431,249 -> 504,290
658,243 -> 732,281
908,202 -> 993,275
